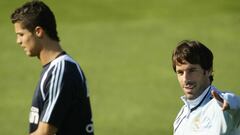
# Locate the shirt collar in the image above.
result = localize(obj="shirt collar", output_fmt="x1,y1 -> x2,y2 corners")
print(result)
181,85 -> 211,111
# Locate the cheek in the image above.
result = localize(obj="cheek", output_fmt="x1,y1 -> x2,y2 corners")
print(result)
177,76 -> 184,85
24,36 -> 35,46
22,36 -> 29,44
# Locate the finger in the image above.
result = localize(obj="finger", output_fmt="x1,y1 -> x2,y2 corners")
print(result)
222,100 -> 230,111
211,90 -> 223,103
211,90 -> 230,111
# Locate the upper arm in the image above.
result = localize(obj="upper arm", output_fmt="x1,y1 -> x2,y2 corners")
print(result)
30,122 -> 57,135
40,60 -> 70,127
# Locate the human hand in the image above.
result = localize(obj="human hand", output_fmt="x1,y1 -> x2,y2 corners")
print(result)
211,90 -> 230,111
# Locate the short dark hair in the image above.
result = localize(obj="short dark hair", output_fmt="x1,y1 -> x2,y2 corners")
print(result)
10,0 -> 60,41
172,40 -> 214,82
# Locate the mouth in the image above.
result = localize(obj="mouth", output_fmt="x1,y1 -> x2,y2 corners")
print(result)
184,84 -> 196,92
22,47 -> 28,53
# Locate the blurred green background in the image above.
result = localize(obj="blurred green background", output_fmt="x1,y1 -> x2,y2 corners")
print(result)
1,0 -> 240,134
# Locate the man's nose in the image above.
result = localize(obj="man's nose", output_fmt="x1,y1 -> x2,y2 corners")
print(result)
183,72 -> 191,81
16,38 -> 21,45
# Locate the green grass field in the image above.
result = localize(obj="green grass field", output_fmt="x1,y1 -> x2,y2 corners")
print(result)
1,0 -> 240,134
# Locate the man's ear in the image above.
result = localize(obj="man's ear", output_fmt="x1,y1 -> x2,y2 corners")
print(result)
35,26 -> 44,38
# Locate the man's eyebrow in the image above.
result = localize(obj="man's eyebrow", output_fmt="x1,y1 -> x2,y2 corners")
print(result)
188,67 -> 201,71
16,32 -> 23,34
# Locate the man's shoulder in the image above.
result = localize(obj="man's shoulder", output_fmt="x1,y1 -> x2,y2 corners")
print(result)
49,55 -> 80,71
200,98 -> 234,123
203,98 -> 222,112
52,54 -> 76,65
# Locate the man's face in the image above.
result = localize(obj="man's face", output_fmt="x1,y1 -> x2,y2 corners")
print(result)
14,22 -> 41,57
175,61 -> 211,100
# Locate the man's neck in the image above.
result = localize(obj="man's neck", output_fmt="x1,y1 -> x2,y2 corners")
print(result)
38,41 -> 63,66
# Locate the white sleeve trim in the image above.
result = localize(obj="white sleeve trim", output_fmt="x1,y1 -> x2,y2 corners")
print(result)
42,60 -> 65,122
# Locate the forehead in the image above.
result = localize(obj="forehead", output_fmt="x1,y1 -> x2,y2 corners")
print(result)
176,61 -> 202,71
14,22 -> 29,32
14,22 -> 23,29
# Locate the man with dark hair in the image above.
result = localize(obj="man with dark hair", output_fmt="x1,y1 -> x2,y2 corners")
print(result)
172,40 -> 240,135
10,1 -> 94,135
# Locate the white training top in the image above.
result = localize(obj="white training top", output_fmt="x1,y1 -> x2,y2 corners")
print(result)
173,85 -> 240,135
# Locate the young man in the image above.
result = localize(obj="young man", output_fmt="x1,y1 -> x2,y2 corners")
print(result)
10,1 -> 94,135
172,40 -> 240,135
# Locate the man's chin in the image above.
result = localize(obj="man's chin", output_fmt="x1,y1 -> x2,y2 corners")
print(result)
185,93 -> 197,100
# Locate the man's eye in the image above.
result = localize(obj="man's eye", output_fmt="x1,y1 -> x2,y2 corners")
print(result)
17,33 -> 24,36
177,71 -> 183,75
189,69 -> 198,73
189,69 -> 194,73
